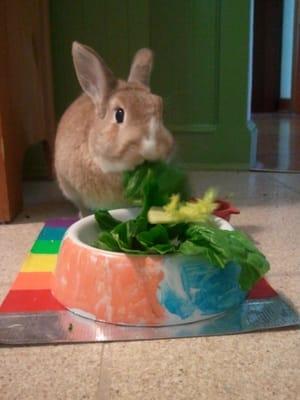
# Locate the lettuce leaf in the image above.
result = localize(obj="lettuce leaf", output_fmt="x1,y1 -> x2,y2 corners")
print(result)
180,225 -> 270,290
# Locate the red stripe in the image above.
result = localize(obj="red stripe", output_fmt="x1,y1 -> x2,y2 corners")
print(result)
248,278 -> 277,299
0,289 -> 66,313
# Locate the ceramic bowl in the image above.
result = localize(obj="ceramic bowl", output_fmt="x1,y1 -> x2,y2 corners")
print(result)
52,209 -> 247,326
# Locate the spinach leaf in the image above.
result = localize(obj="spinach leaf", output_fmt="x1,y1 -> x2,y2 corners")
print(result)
165,223 -> 188,241
123,161 -> 189,213
111,222 -> 133,251
136,225 -> 175,254
137,224 -> 169,247
95,209 -> 121,231
149,243 -> 176,255
93,231 -> 121,252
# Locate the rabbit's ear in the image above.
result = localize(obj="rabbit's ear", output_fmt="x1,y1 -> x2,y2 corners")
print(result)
128,48 -> 153,87
72,42 -> 116,117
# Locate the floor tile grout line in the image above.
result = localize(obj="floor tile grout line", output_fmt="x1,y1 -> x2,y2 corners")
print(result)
96,343 -> 111,400
270,176 -> 300,196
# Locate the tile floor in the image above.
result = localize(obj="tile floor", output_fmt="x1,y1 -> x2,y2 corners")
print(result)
252,113 -> 300,172
0,171 -> 299,400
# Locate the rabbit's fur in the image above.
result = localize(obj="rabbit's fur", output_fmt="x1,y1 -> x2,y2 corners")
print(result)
55,42 -> 174,216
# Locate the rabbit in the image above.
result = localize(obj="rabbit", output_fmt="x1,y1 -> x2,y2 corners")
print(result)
54,42 -> 175,217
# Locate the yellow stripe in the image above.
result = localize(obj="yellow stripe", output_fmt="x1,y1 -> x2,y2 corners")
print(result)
21,254 -> 57,272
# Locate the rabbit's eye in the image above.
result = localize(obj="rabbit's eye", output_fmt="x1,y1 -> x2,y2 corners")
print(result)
115,108 -> 124,124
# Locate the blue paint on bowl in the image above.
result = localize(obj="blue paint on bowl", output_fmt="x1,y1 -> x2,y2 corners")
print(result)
159,284 -> 195,319
158,256 -> 247,319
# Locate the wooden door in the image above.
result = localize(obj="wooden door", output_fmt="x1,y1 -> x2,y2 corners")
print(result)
251,0 -> 283,113
0,0 -> 55,222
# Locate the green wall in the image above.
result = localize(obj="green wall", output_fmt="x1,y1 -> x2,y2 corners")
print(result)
50,0 -> 252,169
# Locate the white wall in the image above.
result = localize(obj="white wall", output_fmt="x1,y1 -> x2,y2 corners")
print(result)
247,0 -> 254,120
280,0 -> 295,99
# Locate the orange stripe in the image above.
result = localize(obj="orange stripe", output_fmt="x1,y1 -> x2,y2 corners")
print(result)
11,272 -> 53,291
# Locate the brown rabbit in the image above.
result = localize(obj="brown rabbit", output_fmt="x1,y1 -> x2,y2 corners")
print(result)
55,42 -> 174,217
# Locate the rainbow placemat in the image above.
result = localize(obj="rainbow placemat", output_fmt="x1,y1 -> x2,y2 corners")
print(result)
0,219 -> 76,315
0,219 -> 299,345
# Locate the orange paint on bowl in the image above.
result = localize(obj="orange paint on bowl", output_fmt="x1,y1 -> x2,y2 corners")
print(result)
52,238 -> 166,325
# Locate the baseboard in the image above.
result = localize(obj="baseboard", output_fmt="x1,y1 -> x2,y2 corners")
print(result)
278,98 -> 292,112
178,162 -> 250,171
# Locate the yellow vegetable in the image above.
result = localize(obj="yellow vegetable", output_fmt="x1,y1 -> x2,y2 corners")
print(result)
148,189 -> 218,224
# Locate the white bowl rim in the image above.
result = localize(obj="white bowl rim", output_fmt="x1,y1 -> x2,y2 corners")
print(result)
64,208 -> 234,257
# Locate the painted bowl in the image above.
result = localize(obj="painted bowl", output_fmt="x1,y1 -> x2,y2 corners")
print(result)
52,209 -> 247,326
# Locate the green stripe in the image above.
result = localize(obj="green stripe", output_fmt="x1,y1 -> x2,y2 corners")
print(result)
31,240 -> 61,254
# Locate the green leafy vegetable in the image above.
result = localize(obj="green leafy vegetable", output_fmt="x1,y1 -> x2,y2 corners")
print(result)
93,161 -> 270,291
165,223 -> 188,241
95,209 -> 121,231
179,225 -> 270,290
123,161 -> 189,214
94,231 -> 121,252
110,217 -> 151,254
136,225 -> 175,254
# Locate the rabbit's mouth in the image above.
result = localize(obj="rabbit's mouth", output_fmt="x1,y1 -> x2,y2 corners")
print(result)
140,117 -> 159,160
140,145 -> 158,161
94,157 -> 137,173
92,151 -> 145,174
